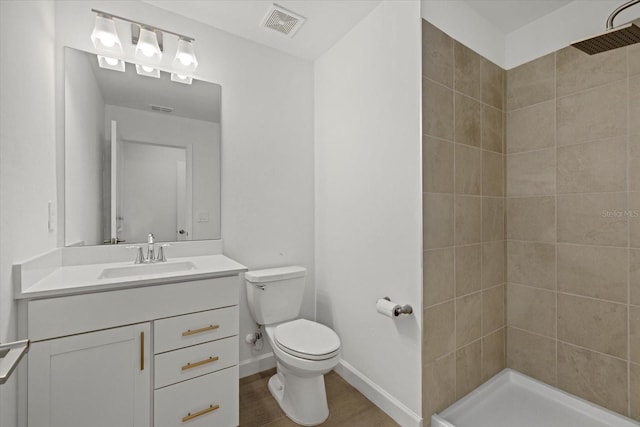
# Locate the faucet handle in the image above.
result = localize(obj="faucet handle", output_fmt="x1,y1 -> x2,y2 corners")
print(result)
147,233 -> 155,244
126,245 -> 145,264
155,244 -> 172,262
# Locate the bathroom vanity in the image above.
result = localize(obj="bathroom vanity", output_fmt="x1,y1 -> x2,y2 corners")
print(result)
15,244 -> 246,427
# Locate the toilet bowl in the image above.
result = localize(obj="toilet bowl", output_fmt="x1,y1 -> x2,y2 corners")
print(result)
245,266 -> 341,426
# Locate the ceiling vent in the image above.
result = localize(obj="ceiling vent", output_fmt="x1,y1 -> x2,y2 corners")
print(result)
261,4 -> 306,37
150,104 -> 173,113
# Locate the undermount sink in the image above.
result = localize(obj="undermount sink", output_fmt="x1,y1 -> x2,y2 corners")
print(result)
98,261 -> 197,279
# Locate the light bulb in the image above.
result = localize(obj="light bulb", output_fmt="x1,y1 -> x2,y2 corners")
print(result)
142,65 -> 154,72
104,56 -> 119,66
99,34 -> 116,48
173,38 -> 198,71
177,74 -> 187,79
135,27 -> 161,62
91,15 -> 122,53
179,55 -> 192,67
139,44 -> 155,57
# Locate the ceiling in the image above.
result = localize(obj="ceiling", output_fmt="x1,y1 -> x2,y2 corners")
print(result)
142,0 -> 579,61
464,0 -> 574,34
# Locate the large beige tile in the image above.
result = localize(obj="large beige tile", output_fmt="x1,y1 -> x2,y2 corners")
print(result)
424,248 -> 454,307
507,241 -> 556,290
483,284 -> 505,334
631,76 -> 640,136
482,241 -> 505,289
482,150 -> 504,197
632,249 -> 640,305
557,244 -> 628,303
481,58 -> 504,110
557,80 -> 627,146
455,196 -> 481,245
455,94 -> 481,148
557,193 -> 628,246
557,342 -> 628,416
631,363 -> 640,421
423,193 -> 454,250
482,197 -> 504,242
557,293 -> 627,358
424,301 -> 455,363
507,283 -> 556,338
506,53 -> 555,110
632,192 -> 640,248
632,157 -> 640,192
507,327 -> 556,386
455,144 -> 481,195
507,148 -> 556,196
456,292 -> 482,347
422,353 -> 455,421
422,20 -> 453,88
556,45 -> 627,97
423,78 -> 454,140
423,136 -> 454,193
456,340 -> 482,399
455,245 -> 481,297
454,41 -> 481,99
482,328 -> 505,381
630,43 -> 640,76
632,305 -> 640,364
557,136 -> 627,193
506,197 -> 556,242
482,105 -> 503,154
506,101 -> 555,154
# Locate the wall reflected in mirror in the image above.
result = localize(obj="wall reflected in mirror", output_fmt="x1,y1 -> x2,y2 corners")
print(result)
64,47 -> 221,246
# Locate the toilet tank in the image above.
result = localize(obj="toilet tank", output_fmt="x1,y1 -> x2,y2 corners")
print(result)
245,266 -> 306,325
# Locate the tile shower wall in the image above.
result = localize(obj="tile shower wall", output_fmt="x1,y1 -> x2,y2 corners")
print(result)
505,44 -> 640,420
421,20 -> 506,424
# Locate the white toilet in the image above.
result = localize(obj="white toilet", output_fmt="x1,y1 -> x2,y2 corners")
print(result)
245,266 -> 341,426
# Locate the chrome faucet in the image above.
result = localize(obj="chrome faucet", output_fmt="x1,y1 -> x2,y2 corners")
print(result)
127,233 -> 170,264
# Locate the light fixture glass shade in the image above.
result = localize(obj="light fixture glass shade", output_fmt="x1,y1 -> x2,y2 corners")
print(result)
173,38 -> 198,71
97,55 -> 125,72
91,15 -> 122,52
171,73 -> 193,85
135,64 -> 161,78
135,27 -> 162,62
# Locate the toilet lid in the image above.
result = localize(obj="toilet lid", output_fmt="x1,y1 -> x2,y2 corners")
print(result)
274,319 -> 341,360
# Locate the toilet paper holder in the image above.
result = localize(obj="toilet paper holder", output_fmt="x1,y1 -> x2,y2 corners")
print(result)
382,297 -> 413,316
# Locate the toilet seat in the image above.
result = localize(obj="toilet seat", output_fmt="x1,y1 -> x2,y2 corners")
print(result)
274,319 -> 341,361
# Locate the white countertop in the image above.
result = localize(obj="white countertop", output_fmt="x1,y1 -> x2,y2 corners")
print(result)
16,254 -> 247,300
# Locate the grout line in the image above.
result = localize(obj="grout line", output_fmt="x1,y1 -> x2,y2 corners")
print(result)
553,50 -> 559,387
626,45 -> 632,418
452,39 -> 458,400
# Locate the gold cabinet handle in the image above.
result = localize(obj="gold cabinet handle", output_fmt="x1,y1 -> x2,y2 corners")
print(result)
181,356 -> 219,371
182,324 -> 219,337
182,404 -> 219,422
140,331 -> 144,371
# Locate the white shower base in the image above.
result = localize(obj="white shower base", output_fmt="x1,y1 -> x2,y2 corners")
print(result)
432,369 -> 639,427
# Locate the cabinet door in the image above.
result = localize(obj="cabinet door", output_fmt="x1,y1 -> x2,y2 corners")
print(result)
28,323 -> 151,427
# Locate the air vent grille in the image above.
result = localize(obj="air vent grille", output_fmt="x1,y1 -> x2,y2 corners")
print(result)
262,4 -> 306,37
150,105 -> 173,113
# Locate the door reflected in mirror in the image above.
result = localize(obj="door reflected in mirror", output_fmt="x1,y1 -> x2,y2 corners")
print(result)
64,47 -> 221,246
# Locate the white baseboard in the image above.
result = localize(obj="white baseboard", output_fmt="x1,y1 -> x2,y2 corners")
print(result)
239,352 -> 276,378
334,359 -> 423,427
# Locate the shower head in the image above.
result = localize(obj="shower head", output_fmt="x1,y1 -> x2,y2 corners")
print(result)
571,0 -> 640,55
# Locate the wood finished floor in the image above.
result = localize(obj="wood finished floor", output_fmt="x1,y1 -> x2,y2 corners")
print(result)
239,369 -> 399,426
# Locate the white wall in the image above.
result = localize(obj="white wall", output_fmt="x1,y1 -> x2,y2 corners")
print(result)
105,105 -> 221,243
0,2 -> 58,426
315,0 -> 423,422
65,50 -> 105,246
54,0 -> 315,374
505,0 -> 640,69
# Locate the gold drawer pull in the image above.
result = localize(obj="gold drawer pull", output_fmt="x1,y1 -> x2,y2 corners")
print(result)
182,404 -> 219,423
181,356 -> 219,371
182,324 -> 219,337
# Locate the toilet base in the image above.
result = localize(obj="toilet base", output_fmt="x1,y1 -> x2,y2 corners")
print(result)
268,363 -> 330,426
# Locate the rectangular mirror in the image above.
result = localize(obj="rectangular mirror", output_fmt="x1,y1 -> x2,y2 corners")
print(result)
64,47 -> 221,246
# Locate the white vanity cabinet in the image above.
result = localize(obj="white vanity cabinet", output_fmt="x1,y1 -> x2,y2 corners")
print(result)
22,274 -> 241,427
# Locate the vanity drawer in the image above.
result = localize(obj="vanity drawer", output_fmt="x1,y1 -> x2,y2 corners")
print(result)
155,335 -> 238,389
154,366 -> 238,427
154,306 -> 238,354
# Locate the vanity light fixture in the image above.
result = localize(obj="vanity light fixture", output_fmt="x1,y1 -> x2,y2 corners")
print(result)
91,14 -> 122,52
97,55 -> 125,72
171,73 -> 193,85
135,64 -> 160,78
90,9 -> 198,74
